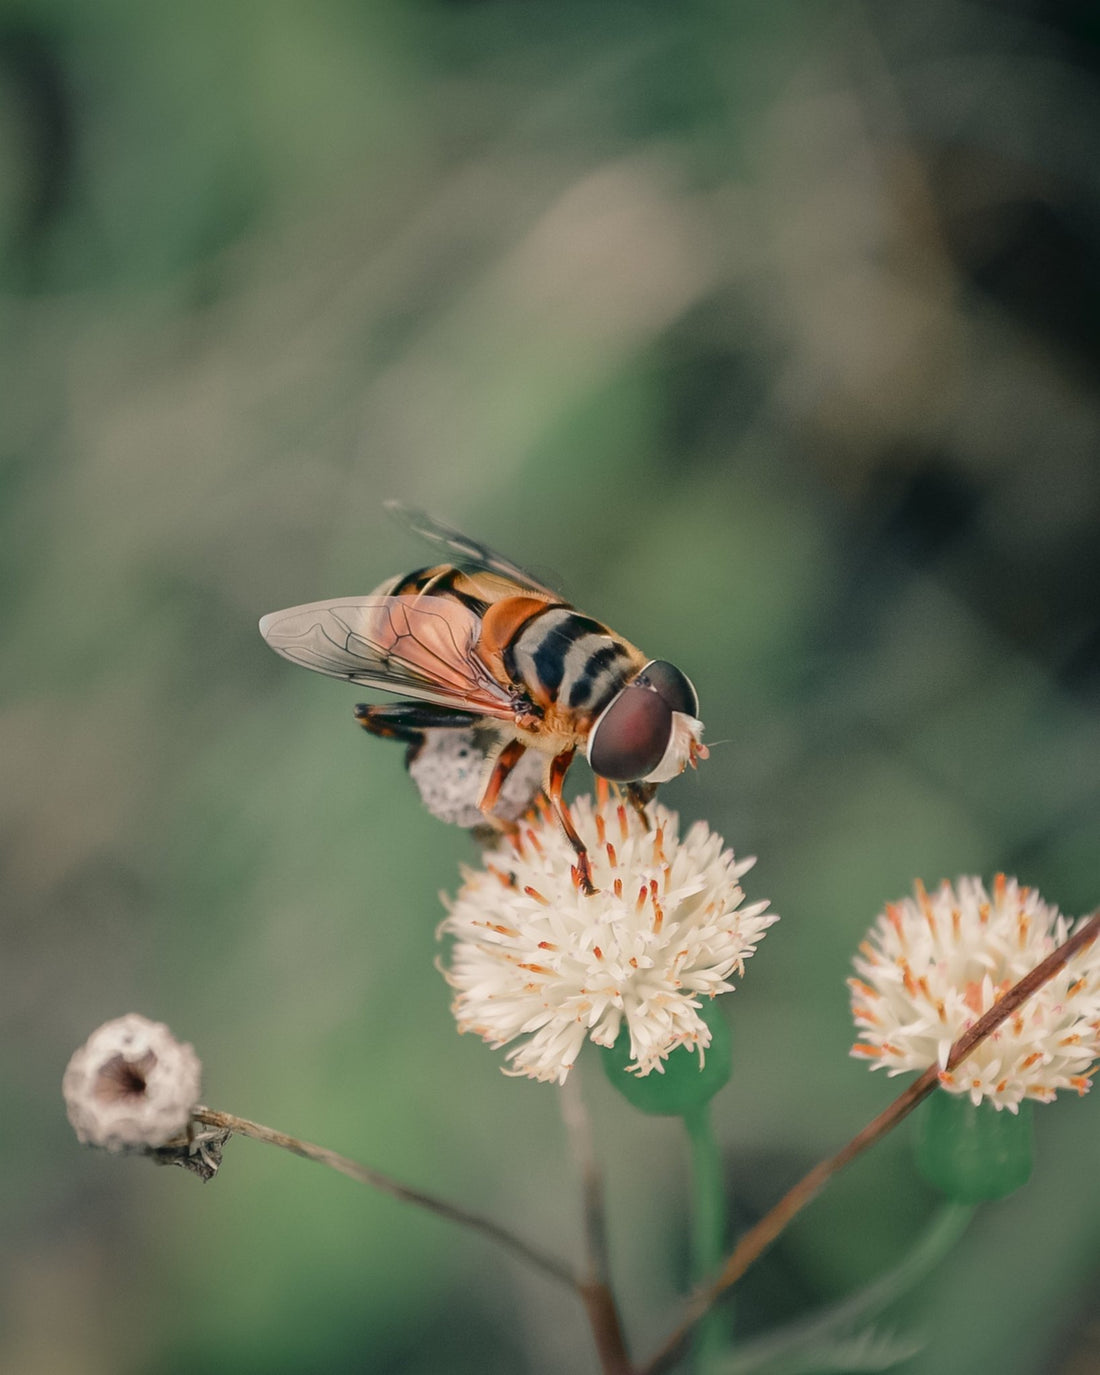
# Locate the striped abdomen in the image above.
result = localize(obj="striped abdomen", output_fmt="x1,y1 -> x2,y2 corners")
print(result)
502,607 -> 644,720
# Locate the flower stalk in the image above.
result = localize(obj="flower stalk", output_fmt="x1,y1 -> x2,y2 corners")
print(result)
560,1074 -> 633,1374
683,1102 -> 728,1371
191,1106 -> 577,1290
639,907 -> 1100,1375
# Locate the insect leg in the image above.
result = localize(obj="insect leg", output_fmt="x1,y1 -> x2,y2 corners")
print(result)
353,702 -> 481,764
624,780 -> 656,822
477,738 -> 529,820
545,748 -> 597,896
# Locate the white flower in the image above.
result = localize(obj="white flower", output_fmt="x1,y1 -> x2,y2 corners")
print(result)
850,875 -> 1100,1111
63,1014 -> 203,1152
439,791 -> 776,1084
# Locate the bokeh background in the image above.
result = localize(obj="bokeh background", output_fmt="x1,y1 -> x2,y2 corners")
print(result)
4,2 -> 1099,1372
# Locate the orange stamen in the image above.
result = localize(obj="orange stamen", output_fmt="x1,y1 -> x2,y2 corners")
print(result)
915,878 -> 933,919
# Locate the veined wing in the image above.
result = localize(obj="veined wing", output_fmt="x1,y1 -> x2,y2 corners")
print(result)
384,500 -> 563,599
258,595 -> 516,717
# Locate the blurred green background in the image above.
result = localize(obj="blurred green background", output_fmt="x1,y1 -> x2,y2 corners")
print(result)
3,2 -> 1099,1372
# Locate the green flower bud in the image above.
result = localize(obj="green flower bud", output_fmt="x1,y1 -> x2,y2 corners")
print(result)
599,999 -> 732,1116
915,1090 -> 1034,1203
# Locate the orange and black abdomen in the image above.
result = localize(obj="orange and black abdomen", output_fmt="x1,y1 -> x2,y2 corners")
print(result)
385,564 -> 495,612
502,606 -> 643,718
376,562 -> 644,721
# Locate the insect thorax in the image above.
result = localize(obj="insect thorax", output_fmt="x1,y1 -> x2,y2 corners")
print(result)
502,607 -> 641,721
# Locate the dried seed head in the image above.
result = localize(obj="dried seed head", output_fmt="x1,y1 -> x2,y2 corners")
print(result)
63,1014 -> 202,1152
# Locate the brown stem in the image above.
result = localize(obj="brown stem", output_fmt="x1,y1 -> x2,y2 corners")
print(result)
560,1073 -> 615,1286
560,1074 -> 634,1374
192,1106 -> 577,1291
580,1281 -> 635,1375
640,909 -> 1100,1375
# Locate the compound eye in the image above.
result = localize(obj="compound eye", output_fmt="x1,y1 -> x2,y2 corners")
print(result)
587,685 -> 673,782
636,660 -> 699,717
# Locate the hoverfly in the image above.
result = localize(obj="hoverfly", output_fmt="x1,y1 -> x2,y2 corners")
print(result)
259,503 -> 706,893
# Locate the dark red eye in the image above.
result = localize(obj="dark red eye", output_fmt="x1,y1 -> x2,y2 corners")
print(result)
635,660 -> 699,717
587,685 -> 673,782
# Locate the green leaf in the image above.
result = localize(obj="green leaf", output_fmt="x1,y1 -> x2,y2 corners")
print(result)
710,1204 -> 970,1374
718,1325 -> 925,1375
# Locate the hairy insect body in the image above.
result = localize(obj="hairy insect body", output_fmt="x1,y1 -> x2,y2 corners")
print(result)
260,506 -> 705,893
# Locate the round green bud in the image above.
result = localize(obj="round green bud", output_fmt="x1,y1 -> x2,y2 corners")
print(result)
599,1000 -> 732,1116
915,1091 -> 1034,1203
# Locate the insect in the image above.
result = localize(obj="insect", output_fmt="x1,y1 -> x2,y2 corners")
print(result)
259,503 -> 706,893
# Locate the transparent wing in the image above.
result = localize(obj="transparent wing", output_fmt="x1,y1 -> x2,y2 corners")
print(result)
384,499 -> 563,598
258,595 -> 516,717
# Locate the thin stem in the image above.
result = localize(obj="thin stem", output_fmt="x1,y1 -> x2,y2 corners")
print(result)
811,1199 -> 972,1333
720,1201 -> 972,1374
560,1073 -> 635,1375
683,1103 -> 727,1372
578,1282 -> 635,1375
640,909 -> 1100,1375
192,1105 -> 577,1291
560,1072 -> 614,1285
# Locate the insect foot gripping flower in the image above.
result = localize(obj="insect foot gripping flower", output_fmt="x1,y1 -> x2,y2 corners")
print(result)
439,791 -> 776,1085
850,875 -> 1100,1112
63,1014 -> 202,1153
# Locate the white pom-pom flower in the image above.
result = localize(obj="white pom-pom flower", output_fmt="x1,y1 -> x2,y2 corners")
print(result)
439,790 -> 776,1084
850,875 -> 1100,1111
63,1014 -> 202,1152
